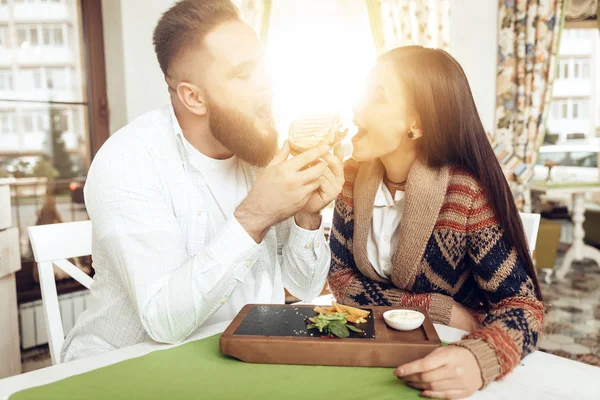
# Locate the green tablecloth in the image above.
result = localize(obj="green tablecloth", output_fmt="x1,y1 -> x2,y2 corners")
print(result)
10,335 -> 421,400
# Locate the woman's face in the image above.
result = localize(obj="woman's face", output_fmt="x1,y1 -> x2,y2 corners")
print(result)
352,61 -> 419,162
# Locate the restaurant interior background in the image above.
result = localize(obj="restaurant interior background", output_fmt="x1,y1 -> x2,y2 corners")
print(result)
0,0 -> 599,379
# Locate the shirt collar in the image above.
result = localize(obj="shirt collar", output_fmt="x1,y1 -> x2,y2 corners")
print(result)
374,179 -> 404,207
169,103 -> 184,139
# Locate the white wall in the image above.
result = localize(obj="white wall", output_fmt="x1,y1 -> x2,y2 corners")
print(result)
449,0 -> 498,134
101,0 -> 174,134
101,0 -> 499,135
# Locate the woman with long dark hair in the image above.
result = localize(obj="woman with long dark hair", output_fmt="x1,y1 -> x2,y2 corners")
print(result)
328,46 -> 544,399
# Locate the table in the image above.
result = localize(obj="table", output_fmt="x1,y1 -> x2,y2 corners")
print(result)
1,296 -> 599,400
530,183 -> 600,280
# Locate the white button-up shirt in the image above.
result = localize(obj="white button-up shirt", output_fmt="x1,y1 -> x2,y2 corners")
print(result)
367,180 -> 405,279
62,105 -> 330,362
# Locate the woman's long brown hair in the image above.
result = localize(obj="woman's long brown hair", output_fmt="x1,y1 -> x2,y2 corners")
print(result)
379,46 -> 542,300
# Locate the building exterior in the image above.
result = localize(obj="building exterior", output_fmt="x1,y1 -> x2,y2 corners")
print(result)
0,0 -> 88,177
547,28 -> 600,143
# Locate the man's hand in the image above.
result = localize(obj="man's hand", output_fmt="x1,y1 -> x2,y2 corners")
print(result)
235,142 -> 331,243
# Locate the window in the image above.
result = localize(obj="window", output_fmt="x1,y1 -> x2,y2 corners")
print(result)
570,58 -> 591,80
41,24 -> 67,47
538,152 -> 567,165
51,109 -> 70,132
582,60 -> 590,79
16,25 -> 67,48
16,28 -> 27,47
19,68 -> 43,90
562,102 -> 569,118
572,152 -> 598,168
46,67 -> 69,90
16,26 -> 40,48
0,26 -> 8,49
0,112 -> 15,134
21,111 -> 54,133
580,99 -> 590,119
54,27 -> 64,46
22,115 -> 33,132
551,101 -> 559,119
566,133 -> 586,141
562,61 -> 569,79
42,26 -> 50,45
36,114 -> 46,131
30,28 -> 39,47
0,70 -> 13,90
33,70 -> 41,89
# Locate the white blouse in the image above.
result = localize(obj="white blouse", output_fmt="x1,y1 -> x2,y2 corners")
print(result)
367,180 -> 405,279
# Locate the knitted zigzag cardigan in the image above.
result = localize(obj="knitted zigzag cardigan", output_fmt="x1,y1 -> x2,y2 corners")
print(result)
328,158 -> 545,386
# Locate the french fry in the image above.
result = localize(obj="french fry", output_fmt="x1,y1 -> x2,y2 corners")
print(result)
332,302 -> 344,314
314,306 -> 337,315
333,302 -> 370,318
346,315 -> 359,323
345,315 -> 367,324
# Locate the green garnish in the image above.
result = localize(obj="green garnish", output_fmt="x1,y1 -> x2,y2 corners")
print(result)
306,312 -> 363,338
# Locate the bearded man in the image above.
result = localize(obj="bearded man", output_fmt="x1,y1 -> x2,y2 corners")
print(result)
62,0 -> 343,362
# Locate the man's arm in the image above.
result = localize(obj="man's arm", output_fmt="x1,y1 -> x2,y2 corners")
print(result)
87,154 -> 263,345
275,213 -> 330,302
90,143 -> 333,344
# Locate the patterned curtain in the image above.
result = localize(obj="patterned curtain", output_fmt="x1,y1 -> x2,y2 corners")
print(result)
365,0 -> 450,55
493,0 -> 565,210
232,0 -> 273,43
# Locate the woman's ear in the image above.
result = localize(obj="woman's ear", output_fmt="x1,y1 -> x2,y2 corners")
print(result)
408,119 -> 423,139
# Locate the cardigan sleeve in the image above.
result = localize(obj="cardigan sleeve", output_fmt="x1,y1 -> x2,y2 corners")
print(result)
453,188 -> 545,387
327,188 -> 455,325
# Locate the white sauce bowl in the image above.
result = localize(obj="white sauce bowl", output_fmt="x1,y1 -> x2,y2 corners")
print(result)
383,309 -> 425,331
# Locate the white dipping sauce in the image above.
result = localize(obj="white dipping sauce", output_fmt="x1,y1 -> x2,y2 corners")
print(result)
386,310 -> 423,322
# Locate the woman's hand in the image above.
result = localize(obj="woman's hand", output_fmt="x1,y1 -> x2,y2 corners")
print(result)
449,302 -> 480,332
299,144 -> 344,215
394,346 -> 483,399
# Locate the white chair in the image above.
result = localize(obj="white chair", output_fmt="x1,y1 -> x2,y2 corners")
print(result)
28,220 -> 93,365
519,212 -> 551,284
519,212 -> 541,256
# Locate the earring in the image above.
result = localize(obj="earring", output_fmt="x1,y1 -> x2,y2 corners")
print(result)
408,130 -> 414,139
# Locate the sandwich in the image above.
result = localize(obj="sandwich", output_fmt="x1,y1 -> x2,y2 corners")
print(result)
288,113 -> 348,155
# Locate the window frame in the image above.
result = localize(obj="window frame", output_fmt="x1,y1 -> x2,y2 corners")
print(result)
81,0 -> 109,158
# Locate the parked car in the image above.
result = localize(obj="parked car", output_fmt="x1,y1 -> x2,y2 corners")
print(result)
69,177 -> 86,205
534,144 -> 599,183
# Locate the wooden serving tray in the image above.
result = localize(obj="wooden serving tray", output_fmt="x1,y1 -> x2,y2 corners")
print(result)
220,304 -> 441,367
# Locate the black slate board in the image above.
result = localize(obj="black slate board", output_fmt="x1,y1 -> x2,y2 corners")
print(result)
233,305 -> 376,339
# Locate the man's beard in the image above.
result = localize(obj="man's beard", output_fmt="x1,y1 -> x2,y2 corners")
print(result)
208,101 -> 278,167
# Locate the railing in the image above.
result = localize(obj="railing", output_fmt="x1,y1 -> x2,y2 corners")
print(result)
9,178 -> 88,261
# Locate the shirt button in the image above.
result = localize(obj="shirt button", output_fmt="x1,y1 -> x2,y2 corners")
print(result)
197,209 -> 203,217
304,243 -> 313,249
245,260 -> 253,268
383,235 -> 390,241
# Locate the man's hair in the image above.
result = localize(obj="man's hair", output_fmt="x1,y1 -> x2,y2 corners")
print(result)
153,0 -> 241,77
